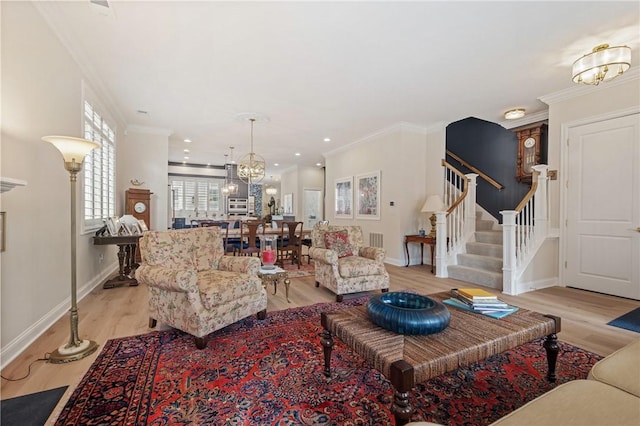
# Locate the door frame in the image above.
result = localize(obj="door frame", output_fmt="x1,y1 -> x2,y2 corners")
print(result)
559,105 -> 640,287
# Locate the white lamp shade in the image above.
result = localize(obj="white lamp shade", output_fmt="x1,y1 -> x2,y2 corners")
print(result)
42,136 -> 100,163
421,195 -> 445,213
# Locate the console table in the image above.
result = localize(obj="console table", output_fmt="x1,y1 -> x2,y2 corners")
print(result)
404,234 -> 436,273
93,235 -> 142,289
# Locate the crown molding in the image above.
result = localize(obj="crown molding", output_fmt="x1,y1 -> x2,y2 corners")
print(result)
126,125 -> 173,137
324,121 -> 446,159
33,1 -> 127,127
540,67 -> 640,105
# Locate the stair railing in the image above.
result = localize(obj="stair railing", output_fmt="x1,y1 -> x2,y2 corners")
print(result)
501,165 -> 549,295
435,160 -> 477,278
446,150 -> 505,190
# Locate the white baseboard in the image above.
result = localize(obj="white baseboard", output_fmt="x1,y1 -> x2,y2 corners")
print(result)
514,277 -> 557,295
0,263 -> 118,369
385,257 -> 434,268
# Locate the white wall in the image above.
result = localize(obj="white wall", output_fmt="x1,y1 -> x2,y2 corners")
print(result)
119,127 -> 170,231
0,2 -> 124,366
280,167 -> 299,215
324,123 -> 446,266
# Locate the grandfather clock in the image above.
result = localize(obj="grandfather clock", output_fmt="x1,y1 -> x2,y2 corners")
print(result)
514,123 -> 548,184
125,188 -> 151,229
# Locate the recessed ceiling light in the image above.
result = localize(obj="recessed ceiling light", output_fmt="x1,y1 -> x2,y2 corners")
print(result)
316,162 -> 322,167
323,137 -> 331,142
207,163 -> 211,166
274,163 -> 279,167
184,149 -> 190,153
184,156 -> 189,160
295,153 -> 301,156
184,139 -> 192,143
504,109 -> 525,120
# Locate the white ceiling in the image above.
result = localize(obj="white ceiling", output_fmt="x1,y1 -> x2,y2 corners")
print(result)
36,1 -> 640,176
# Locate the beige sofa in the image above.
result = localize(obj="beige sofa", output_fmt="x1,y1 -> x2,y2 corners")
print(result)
407,338 -> 640,426
135,227 -> 267,349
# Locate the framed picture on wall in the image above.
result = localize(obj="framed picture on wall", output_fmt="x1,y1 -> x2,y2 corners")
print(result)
283,193 -> 293,214
335,176 -> 353,219
356,170 -> 381,220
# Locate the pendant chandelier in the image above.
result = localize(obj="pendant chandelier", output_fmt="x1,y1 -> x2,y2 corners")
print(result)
221,154 -> 230,195
572,44 -> 631,86
237,117 -> 266,184
265,175 -> 278,195
223,147 -> 239,195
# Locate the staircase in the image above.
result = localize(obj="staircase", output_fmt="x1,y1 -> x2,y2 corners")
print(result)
448,213 -> 503,289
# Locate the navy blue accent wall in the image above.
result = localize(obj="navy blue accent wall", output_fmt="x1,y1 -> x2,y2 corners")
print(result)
446,117 -> 531,222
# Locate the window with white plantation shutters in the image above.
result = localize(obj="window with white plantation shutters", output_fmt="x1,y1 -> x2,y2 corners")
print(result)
83,100 -> 116,229
170,177 -> 221,217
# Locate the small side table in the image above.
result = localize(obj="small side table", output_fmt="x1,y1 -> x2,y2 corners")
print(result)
93,235 -> 142,288
404,234 -> 436,273
258,267 -> 291,303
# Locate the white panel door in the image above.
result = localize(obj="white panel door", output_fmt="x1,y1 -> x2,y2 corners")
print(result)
303,189 -> 322,230
566,113 -> 639,300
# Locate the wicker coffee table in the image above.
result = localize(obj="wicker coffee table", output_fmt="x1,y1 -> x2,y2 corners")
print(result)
319,291 -> 561,425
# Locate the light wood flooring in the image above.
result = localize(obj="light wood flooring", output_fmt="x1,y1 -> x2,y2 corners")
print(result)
2,264 -> 639,413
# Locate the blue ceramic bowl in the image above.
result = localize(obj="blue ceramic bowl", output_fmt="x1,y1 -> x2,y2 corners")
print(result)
366,292 -> 450,335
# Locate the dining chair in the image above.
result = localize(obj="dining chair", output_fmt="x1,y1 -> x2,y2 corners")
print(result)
236,220 -> 264,257
277,221 -> 304,268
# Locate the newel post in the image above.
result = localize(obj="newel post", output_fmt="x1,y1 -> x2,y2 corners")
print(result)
532,165 -> 549,238
500,210 -> 517,295
435,211 -> 447,278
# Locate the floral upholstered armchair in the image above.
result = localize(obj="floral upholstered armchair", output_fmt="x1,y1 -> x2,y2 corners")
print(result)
309,224 -> 389,302
135,227 -> 267,349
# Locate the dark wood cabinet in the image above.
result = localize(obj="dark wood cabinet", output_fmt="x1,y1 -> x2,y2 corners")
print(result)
125,188 -> 151,229
514,123 -> 548,184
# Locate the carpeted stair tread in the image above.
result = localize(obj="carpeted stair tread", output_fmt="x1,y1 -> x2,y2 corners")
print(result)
475,219 -> 497,231
466,241 -> 503,258
457,253 -> 503,273
475,230 -> 503,245
448,264 -> 502,289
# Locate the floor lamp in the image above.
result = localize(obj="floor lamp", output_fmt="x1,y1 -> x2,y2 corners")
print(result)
43,136 -> 100,363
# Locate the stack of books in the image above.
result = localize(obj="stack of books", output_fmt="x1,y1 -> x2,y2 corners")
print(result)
444,288 -> 518,318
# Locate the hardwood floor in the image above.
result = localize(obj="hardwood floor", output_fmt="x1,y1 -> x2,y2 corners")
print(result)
2,264 -> 639,411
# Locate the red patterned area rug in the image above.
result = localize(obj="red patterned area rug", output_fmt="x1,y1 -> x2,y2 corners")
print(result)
55,299 -> 601,425
282,260 -> 314,278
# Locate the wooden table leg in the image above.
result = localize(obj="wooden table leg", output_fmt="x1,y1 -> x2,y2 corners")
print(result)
319,313 -> 334,377
284,277 -> 291,303
543,315 -> 562,382
543,333 -> 559,382
404,240 -> 410,267
430,243 -> 434,274
390,360 -> 414,425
